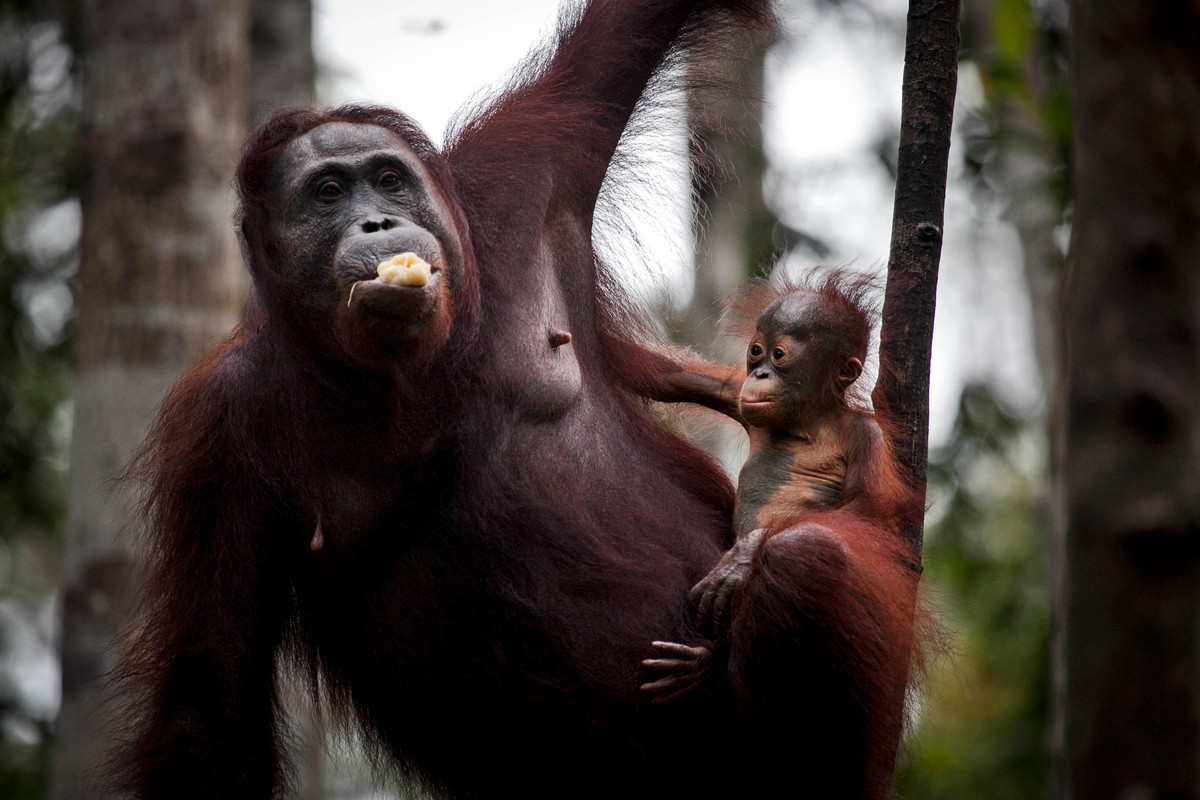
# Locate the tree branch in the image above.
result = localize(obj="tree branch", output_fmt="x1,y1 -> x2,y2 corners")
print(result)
872,0 -> 961,563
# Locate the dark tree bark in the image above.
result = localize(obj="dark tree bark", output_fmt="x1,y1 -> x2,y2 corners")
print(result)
872,0 -> 962,563
1059,3 -> 1200,796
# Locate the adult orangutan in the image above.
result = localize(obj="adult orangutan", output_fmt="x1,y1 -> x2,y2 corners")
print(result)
119,1 -> 920,798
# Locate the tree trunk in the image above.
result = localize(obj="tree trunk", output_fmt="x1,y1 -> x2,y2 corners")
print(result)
873,0 -> 961,563
248,0 -> 314,126
1059,2 -> 1200,796
51,1 -> 249,797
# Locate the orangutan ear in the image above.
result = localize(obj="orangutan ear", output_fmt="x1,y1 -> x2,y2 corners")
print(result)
838,356 -> 863,388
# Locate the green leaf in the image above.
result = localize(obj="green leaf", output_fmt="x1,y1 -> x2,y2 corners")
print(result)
992,0 -> 1033,65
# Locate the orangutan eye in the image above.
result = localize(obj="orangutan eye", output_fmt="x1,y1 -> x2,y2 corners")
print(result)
378,170 -> 401,190
773,348 -> 786,360
749,344 -> 763,358
317,180 -> 345,201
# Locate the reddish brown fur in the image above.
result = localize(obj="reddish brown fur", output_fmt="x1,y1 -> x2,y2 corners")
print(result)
741,277 -> 926,795
645,268 -> 927,796
732,510 -> 920,798
113,4 -> 920,800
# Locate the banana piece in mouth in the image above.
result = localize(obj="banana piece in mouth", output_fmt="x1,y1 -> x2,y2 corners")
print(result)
377,252 -> 432,287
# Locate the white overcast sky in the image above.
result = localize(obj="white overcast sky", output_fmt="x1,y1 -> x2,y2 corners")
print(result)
314,0 -> 1042,445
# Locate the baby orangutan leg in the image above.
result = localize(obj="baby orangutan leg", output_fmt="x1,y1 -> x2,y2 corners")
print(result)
689,527 -> 766,638
639,641 -> 713,704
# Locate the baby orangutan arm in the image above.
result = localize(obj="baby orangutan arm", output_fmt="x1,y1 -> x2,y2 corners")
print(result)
689,527 -> 766,639
604,338 -> 745,422
654,358 -> 745,422
839,414 -> 917,534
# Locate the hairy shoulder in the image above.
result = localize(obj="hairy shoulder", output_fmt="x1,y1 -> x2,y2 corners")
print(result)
826,409 -> 880,460
140,325 -> 286,481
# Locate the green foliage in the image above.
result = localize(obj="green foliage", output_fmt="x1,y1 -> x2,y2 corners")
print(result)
0,0 -> 79,794
895,383 -> 1051,799
0,734 -> 50,800
961,0 -> 1072,214
0,5 -> 77,545
992,0 -> 1033,65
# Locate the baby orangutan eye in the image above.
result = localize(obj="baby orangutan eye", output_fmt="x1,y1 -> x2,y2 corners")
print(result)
772,348 -> 786,360
749,344 -> 763,358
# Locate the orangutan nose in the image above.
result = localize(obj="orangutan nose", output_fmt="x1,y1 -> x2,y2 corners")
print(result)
361,215 -> 399,233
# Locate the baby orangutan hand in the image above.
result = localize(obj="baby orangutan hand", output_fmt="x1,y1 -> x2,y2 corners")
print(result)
689,527 -> 766,639
639,641 -> 713,704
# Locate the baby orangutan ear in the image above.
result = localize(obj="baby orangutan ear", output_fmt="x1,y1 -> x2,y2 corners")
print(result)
839,356 -> 864,388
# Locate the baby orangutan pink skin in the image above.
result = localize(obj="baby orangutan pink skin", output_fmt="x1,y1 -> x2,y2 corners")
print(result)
637,271 -> 924,799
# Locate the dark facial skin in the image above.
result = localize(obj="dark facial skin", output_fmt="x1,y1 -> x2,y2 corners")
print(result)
270,122 -> 464,352
740,291 -> 863,430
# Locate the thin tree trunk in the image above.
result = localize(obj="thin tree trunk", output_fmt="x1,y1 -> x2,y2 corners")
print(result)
1059,3 -> 1200,796
872,0 -> 961,564
874,5 -> 960,791
51,1 -> 249,797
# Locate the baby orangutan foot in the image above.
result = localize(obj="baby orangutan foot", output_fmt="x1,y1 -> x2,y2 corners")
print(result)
639,641 -> 713,704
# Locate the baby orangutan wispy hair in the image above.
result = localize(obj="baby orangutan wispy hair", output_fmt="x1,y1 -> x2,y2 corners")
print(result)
719,267 -> 883,409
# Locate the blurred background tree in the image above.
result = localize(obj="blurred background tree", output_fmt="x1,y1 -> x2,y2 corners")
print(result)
1060,2 -> 1200,795
48,1 -> 313,797
51,2 -> 249,794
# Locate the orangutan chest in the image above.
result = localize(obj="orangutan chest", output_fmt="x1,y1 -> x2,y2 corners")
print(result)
734,440 -> 848,537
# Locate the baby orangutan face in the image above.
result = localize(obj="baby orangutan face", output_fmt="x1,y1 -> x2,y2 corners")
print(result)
739,290 -> 864,430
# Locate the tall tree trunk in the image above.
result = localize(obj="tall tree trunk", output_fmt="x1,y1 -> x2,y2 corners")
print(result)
1059,2 -> 1200,796
51,1 -> 249,797
248,0 -> 314,125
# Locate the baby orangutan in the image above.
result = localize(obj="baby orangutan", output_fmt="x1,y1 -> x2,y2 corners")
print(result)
640,272 -> 916,704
